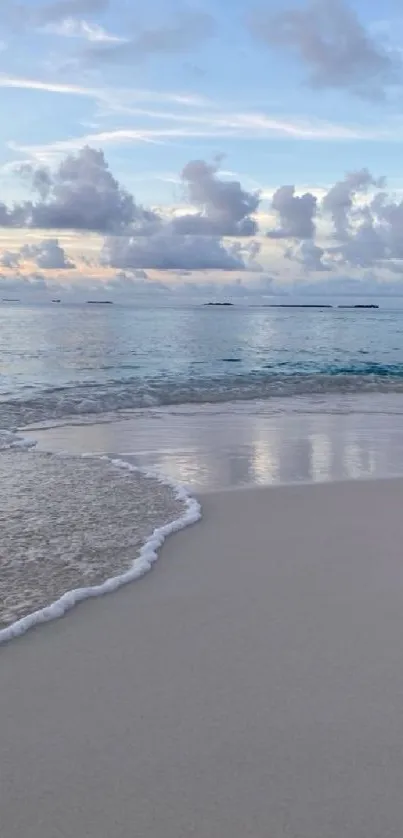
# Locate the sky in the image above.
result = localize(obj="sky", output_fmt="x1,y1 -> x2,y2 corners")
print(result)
1,0 -> 403,300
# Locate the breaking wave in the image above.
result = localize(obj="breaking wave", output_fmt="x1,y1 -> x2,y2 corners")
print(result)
3,363 -> 403,430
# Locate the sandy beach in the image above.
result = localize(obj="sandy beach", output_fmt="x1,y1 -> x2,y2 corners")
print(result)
2,477 -> 403,837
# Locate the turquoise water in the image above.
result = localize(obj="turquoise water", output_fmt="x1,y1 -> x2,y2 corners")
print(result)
2,302 -> 403,428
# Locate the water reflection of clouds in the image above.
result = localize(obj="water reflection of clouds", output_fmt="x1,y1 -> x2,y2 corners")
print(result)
28,396 -> 403,491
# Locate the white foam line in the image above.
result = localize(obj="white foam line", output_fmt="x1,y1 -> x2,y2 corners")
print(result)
0,449 -> 202,646
0,429 -> 37,450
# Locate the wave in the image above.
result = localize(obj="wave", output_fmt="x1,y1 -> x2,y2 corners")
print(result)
3,363 -> 403,429
0,429 -> 37,450
0,447 -> 201,645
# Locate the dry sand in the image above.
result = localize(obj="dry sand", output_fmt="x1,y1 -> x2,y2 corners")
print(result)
2,478 -> 403,837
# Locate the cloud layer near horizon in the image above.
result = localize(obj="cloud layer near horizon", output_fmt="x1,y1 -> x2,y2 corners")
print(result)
1,142 -> 403,281
0,146 -> 264,271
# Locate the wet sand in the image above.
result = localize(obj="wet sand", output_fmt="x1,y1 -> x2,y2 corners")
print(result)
0,449 -> 184,628
2,478 -> 403,837
24,393 -> 403,491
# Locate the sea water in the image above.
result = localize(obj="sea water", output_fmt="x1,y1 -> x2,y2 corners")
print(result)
2,303 -> 403,427
2,301 -> 403,635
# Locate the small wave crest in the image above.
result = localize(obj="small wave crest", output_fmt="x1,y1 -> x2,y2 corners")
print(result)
0,429 -> 36,450
3,364 -> 403,429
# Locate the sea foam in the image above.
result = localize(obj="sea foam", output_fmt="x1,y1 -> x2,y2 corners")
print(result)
0,444 -> 201,645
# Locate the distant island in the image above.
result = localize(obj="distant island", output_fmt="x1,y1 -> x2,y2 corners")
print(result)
266,304 -> 380,310
2,298 -> 20,302
86,300 -> 114,305
202,302 -> 382,310
267,304 -> 332,309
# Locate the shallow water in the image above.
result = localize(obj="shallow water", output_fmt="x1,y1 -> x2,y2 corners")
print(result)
24,393 -> 403,491
0,449 -> 183,628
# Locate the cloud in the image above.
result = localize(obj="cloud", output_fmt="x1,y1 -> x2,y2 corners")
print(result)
9,0 -> 109,26
102,233 -> 249,271
268,185 -> 317,239
21,239 -> 75,269
83,11 -> 215,65
333,191 -> 403,268
42,18 -> 123,42
286,240 -> 331,272
97,156 -> 262,271
0,250 -> 20,268
12,119 -> 374,162
173,273 -> 279,302
0,75 -> 393,158
0,74 -> 208,112
0,74 -> 101,99
0,269 -> 173,303
370,193 -> 403,260
3,267 -> 403,305
249,0 -> 401,99
0,238 -> 75,269
106,271 -> 170,297
0,147 -> 260,273
317,171 -> 403,268
12,108 -> 387,162
6,145 -> 403,280
16,146 -> 154,232
172,159 -> 260,236
280,168 -> 403,273
322,169 -> 385,239
335,221 -> 386,268
0,273 -> 48,293
39,0 -> 108,23
291,273 -> 403,298
243,239 -> 262,271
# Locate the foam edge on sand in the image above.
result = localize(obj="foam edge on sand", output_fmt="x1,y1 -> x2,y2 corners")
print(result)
0,445 -> 202,646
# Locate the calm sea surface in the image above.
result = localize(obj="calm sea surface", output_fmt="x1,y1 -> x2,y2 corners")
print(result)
2,302 -> 403,430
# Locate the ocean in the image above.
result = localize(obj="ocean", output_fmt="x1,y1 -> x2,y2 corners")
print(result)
2,300 -> 403,637
3,302 -> 403,428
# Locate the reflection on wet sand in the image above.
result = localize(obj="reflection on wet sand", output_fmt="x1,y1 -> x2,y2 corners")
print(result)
24,394 -> 403,491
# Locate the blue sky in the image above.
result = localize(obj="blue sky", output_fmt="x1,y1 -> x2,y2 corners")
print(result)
1,0 -> 403,296
1,0 -> 402,191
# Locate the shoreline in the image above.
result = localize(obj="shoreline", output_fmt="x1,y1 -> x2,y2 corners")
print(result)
2,478 -> 403,835
5,417 -> 403,643
6,390 -> 403,643
4,450 -> 403,644
22,391 -> 403,492
5,387 -> 403,641
0,449 -> 201,644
